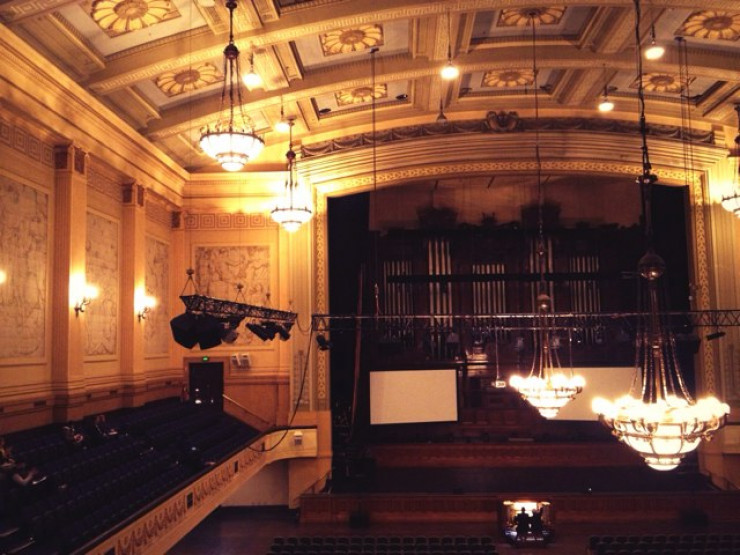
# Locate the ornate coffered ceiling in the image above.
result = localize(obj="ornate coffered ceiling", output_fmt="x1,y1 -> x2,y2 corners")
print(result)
1,0 -> 738,173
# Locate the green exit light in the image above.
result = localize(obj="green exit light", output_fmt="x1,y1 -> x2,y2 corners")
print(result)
202,356 -> 209,362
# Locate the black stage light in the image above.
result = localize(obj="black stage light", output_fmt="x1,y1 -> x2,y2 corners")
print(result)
170,312 -> 200,348
276,323 -> 291,341
196,314 -> 223,350
316,334 -> 332,351
247,322 -> 276,341
706,330 -> 726,341
221,319 -> 242,344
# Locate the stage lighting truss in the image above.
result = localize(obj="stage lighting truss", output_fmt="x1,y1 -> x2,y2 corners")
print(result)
180,294 -> 296,325
309,310 -> 740,334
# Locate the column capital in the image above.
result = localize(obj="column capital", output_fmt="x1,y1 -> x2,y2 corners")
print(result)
54,144 -> 87,175
122,182 -> 146,207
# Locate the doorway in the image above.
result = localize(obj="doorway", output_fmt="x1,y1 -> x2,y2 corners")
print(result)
188,361 -> 224,410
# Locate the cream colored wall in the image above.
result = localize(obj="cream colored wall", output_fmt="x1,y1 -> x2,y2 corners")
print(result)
0,27 -> 186,428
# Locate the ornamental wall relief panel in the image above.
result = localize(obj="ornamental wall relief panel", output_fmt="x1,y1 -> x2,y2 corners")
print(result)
0,176 -> 48,359
193,245 -> 271,347
85,211 -> 119,357
144,236 -> 170,356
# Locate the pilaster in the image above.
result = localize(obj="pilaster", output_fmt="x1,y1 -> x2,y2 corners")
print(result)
51,144 -> 88,421
120,182 -> 148,406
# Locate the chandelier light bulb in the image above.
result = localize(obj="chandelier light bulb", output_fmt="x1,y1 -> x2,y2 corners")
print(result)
644,42 -> 665,61
721,193 -> 740,214
275,117 -> 291,134
440,60 -> 459,81
644,26 -> 664,60
598,96 -> 614,112
243,69 -> 262,88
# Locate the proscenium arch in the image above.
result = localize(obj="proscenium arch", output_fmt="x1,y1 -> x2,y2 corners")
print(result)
304,124 -> 731,410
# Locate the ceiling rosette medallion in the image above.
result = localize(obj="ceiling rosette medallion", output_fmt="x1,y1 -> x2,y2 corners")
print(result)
155,64 -> 222,97
679,10 -> 740,41
90,0 -> 179,36
335,84 -> 387,106
630,73 -> 693,94
498,7 -> 566,27
319,24 -> 384,56
482,68 -> 535,88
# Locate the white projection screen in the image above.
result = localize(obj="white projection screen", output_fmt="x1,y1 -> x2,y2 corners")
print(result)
370,369 -> 458,425
553,366 -> 635,420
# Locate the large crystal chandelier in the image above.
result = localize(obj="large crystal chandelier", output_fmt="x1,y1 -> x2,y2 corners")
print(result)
592,250 -> 729,470
510,294 -> 585,419
592,0 -> 729,472
199,0 -> 264,171
270,119 -> 313,232
508,12 -> 584,419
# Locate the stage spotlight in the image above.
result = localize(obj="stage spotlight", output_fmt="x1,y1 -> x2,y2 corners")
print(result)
170,312 -> 200,348
169,313 -> 223,350
706,330 -> 726,341
316,334 -> 332,351
275,323 -> 291,341
196,314 -> 224,349
221,320 -> 240,344
247,322 -> 277,341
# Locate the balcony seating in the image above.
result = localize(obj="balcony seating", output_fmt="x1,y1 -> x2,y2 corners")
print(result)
0,398 -> 259,554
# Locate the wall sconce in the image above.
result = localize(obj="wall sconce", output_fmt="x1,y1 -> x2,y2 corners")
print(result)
0,269 -> 7,285
73,282 -> 98,316
136,293 -> 157,322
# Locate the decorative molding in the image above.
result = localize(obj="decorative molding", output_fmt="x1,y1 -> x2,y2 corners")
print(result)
691,173 -> 715,394
302,116 -> 715,158
146,197 -> 171,228
88,166 -> 121,200
184,212 -> 276,230
90,428 -> 318,555
317,160 -> 696,195
314,194 -> 328,406
0,118 -> 54,167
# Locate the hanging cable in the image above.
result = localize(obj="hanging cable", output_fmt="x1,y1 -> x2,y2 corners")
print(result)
370,47 -> 381,317
633,0 -> 657,249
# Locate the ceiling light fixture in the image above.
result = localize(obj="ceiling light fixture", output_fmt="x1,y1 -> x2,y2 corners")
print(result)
199,0 -> 264,171
644,23 -> 665,60
509,12 -> 585,419
598,89 -> 615,112
270,118 -> 313,232
275,98 -> 292,134
242,50 -> 262,89
592,0 -> 729,471
440,11 -> 459,81
597,65 -> 615,112
436,99 -> 448,124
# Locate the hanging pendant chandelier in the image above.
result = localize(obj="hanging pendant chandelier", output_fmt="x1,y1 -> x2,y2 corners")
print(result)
510,293 -> 585,419
592,0 -> 729,471
592,250 -> 729,470
199,0 -> 264,171
271,119 -> 313,232
508,12 -> 585,419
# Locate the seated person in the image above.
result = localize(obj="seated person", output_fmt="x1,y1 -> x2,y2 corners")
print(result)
11,462 -> 45,487
530,507 -> 544,539
94,414 -> 118,439
62,422 -> 85,447
0,437 -> 16,471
